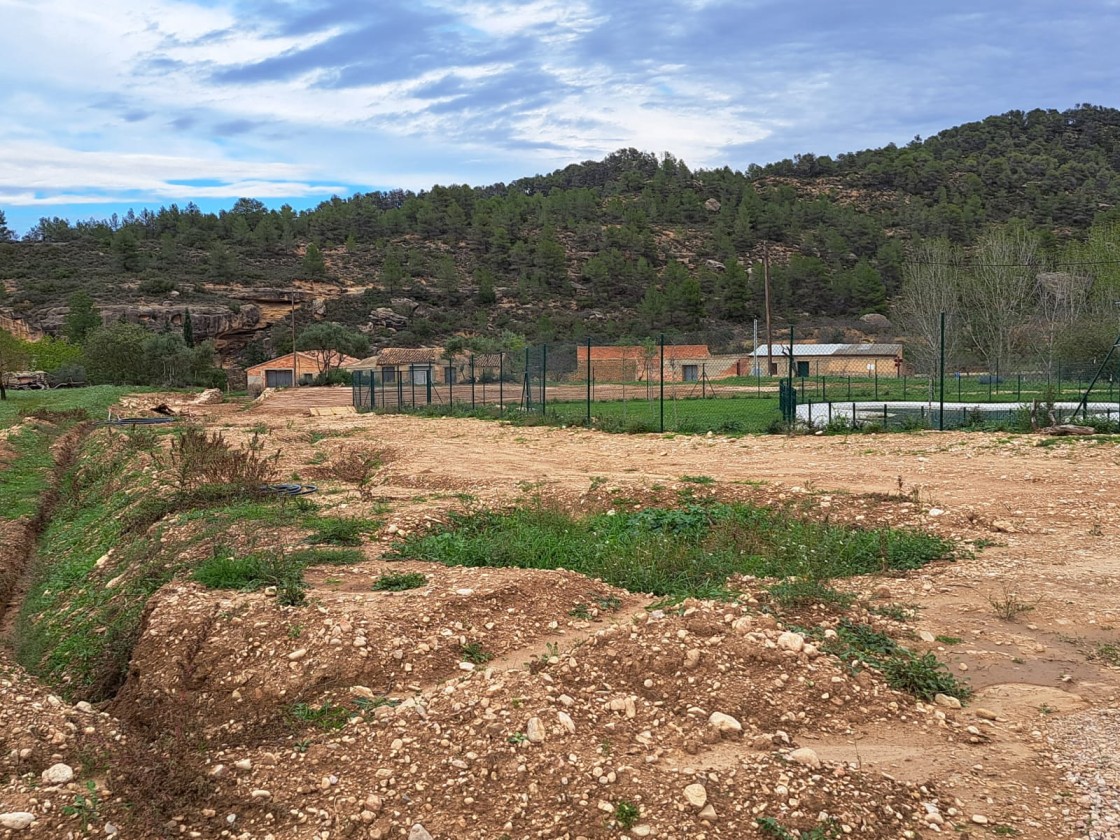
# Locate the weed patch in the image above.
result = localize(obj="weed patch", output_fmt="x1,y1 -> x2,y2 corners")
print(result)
372,572 -> 427,591
460,641 -> 493,664
768,579 -> 854,611
757,817 -> 841,839
988,588 -> 1041,621
193,549 -> 304,593
289,702 -> 351,730
392,502 -> 954,600
822,619 -> 971,702
306,516 -> 370,546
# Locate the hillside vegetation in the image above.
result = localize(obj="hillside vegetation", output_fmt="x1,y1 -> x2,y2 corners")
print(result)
2,104 -> 1120,362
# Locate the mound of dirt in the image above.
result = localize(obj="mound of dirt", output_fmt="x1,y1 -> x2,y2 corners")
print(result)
110,570 -> 965,838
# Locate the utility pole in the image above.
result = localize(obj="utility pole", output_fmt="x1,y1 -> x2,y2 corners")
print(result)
752,318 -> 759,376
291,291 -> 298,388
763,243 -> 774,378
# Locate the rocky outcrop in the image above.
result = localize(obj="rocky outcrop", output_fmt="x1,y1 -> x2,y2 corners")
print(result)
38,304 -> 262,342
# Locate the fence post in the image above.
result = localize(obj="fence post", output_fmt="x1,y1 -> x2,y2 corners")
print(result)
938,311 -> 945,431
397,368 -> 403,412
659,334 -> 665,433
874,366 -> 879,400
541,344 -> 547,415
426,363 -> 433,405
470,355 -> 476,410
499,352 -> 504,414
586,337 -> 592,427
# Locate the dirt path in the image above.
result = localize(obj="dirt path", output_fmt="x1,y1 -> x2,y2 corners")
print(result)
228,403 -> 1120,836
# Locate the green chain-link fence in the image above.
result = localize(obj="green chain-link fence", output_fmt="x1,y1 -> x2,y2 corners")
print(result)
352,327 -> 1120,434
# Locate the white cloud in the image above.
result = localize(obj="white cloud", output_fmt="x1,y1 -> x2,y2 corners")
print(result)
0,144 -> 343,202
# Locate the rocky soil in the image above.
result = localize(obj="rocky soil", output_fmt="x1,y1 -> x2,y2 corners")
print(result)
0,399 -> 1118,838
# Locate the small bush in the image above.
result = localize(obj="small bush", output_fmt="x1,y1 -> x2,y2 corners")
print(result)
372,572 -> 427,591
881,651 -> 972,702
460,641 -> 493,664
319,448 -> 388,496
168,426 -> 280,492
307,517 -> 368,546
613,800 -> 640,830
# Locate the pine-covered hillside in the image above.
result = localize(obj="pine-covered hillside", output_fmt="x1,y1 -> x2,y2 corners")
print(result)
2,103 -> 1119,363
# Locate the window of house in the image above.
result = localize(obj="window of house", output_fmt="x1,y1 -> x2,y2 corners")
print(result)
682,364 -> 699,382
797,361 -> 810,378
382,367 -> 396,384
412,366 -> 430,385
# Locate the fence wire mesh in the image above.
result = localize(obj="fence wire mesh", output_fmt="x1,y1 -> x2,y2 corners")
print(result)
351,329 -> 1120,434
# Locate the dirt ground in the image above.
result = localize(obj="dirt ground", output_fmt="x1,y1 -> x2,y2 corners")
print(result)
3,391 -> 1120,838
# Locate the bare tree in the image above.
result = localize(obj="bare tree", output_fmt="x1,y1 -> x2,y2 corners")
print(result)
956,226 -> 1042,376
1034,271 -> 1092,375
894,239 -> 962,375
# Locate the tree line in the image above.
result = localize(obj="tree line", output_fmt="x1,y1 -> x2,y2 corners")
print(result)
3,104 -> 1120,353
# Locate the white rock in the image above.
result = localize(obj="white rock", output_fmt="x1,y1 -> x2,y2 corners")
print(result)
287,648 -> 307,661
557,711 -> 576,734
971,814 -> 989,825
708,712 -> 742,733
975,707 -> 998,721
0,813 -> 35,830
684,783 -> 708,808
409,823 -> 434,840
41,762 -> 74,784
918,631 -> 936,643
698,804 -> 718,821
526,717 -> 546,742
790,747 -> 821,769
776,631 -> 805,653
934,693 -> 962,709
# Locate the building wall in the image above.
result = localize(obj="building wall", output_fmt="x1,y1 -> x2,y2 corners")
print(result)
755,355 -> 904,377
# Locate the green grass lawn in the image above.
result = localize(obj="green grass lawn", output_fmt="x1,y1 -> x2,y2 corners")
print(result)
0,386 -> 156,430
546,395 -> 782,434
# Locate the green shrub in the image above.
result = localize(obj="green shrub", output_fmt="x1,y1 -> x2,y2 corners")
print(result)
372,572 -> 427,591
306,517 -> 368,546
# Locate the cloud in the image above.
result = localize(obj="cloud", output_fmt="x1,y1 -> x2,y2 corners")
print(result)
0,143 -> 344,205
0,0 -> 1118,230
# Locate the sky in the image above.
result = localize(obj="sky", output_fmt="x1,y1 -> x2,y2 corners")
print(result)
1,0 -> 1117,236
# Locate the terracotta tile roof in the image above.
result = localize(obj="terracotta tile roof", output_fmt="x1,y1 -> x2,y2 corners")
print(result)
578,344 -> 711,362
375,347 -> 447,366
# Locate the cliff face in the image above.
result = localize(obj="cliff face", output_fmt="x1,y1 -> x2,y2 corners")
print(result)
37,303 -> 263,347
